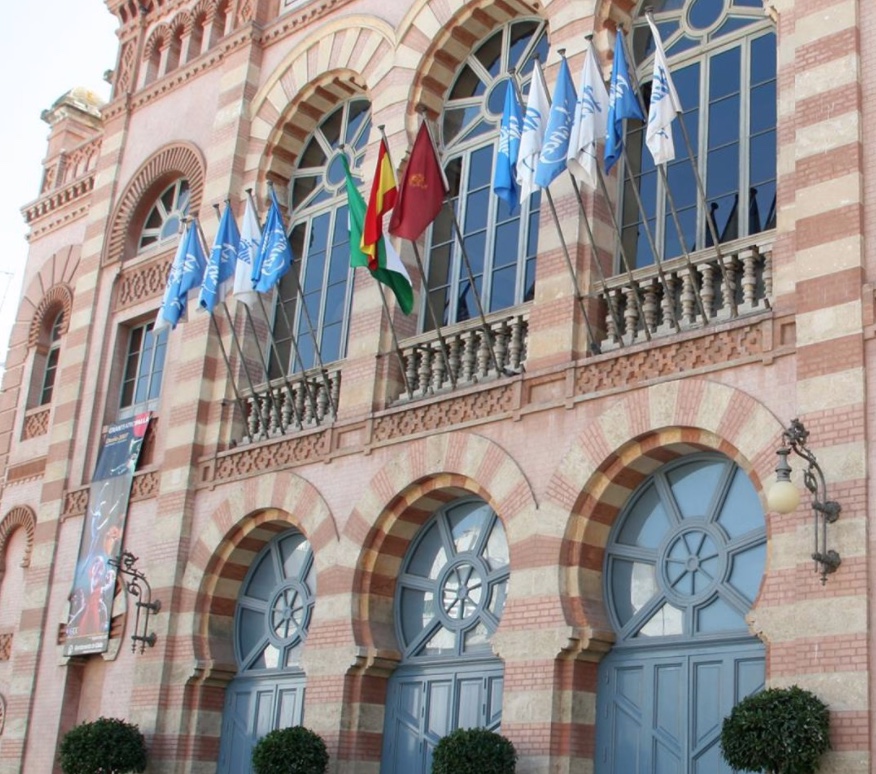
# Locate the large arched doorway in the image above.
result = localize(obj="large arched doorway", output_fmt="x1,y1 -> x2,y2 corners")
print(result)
595,454 -> 766,773
217,529 -> 315,773
381,498 -> 509,774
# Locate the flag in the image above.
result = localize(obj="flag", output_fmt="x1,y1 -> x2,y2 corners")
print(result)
344,157 -> 414,315
605,29 -> 644,174
155,220 -> 207,330
493,79 -> 522,211
234,195 -> 261,307
253,188 -> 293,294
362,139 -> 397,270
388,122 -> 447,242
198,203 -> 240,313
535,57 -> 576,189
645,17 -> 682,165
516,62 -> 549,201
568,46 -> 609,189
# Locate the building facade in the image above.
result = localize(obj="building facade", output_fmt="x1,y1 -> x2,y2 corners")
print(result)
0,0 -> 872,772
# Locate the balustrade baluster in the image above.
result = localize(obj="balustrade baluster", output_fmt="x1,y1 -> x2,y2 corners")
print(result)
462,331 -> 476,383
623,286 -> 640,343
405,347 -> 419,398
740,248 -> 757,310
418,346 -> 432,395
721,254 -> 738,318
700,264 -> 716,321
643,280 -> 659,334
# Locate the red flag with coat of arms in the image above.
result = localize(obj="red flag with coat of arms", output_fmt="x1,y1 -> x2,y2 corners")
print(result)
388,121 -> 448,242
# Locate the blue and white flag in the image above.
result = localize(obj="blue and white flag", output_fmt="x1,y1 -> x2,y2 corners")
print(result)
568,46 -> 609,189
645,17 -> 682,165
535,57 -> 576,189
253,188 -> 293,294
493,79 -> 523,212
235,195 -> 261,308
516,62 -> 550,202
155,221 -> 207,330
605,30 -> 644,174
198,203 -> 240,313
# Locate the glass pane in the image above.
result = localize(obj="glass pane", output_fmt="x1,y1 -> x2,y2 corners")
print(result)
749,82 -> 776,135
449,504 -> 488,554
695,596 -> 747,633
728,542 -> 766,601
611,559 -> 658,627
483,524 -> 509,570
279,534 -> 308,579
486,578 -> 508,619
463,621 -> 491,652
637,602 -> 683,637
617,484 -> 670,548
400,587 -> 434,645
667,459 -> 725,519
709,95 -> 741,149
716,468 -> 763,538
489,265 -> 517,312
237,608 -> 265,660
246,552 -> 278,602
407,522 -> 447,579
419,624 -> 456,657
709,47 -> 741,101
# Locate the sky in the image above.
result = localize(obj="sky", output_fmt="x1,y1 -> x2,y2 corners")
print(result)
0,2 -> 119,365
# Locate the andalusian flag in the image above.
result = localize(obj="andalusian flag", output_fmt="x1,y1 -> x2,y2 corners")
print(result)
362,139 -> 397,271
343,157 -> 414,315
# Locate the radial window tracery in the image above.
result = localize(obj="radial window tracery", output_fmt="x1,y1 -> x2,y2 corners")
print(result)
605,455 -> 765,643
427,20 -> 548,329
396,499 -> 509,660
138,178 -> 190,251
234,530 -> 316,672
270,99 -> 371,375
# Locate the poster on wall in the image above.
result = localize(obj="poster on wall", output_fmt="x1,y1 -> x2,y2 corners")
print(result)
63,412 -> 151,657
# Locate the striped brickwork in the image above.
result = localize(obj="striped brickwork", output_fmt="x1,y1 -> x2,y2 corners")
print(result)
0,0 -> 873,772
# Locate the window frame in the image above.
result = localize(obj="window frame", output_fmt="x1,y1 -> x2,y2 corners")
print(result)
137,177 -> 191,253
37,311 -> 65,406
270,98 -> 371,377
117,320 -> 169,418
425,18 -> 548,330
618,0 -> 776,270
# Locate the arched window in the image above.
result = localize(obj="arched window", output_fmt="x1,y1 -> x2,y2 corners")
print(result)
620,0 -> 776,269
138,178 -> 190,252
426,20 -> 548,328
37,311 -> 64,405
270,98 -> 371,376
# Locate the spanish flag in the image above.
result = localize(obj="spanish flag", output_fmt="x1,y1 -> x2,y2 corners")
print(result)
362,139 -> 397,271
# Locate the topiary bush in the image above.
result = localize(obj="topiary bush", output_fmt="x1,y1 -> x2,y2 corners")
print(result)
431,727 -> 517,774
720,685 -> 830,774
251,726 -> 329,774
59,716 -> 147,774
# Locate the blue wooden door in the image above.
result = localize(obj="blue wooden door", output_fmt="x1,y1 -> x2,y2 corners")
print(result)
217,676 -> 306,774
596,455 -> 767,774
382,665 -> 504,774
596,644 -> 764,773
216,530 -> 315,774
381,499 -> 510,774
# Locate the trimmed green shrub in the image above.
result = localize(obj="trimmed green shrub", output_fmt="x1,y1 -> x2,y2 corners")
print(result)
251,726 -> 329,774
59,716 -> 147,774
720,685 -> 831,774
431,727 -> 517,774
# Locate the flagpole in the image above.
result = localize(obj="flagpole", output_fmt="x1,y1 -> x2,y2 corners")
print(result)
419,111 -> 504,377
266,181 -> 339,417
635,12 -> 736,318
375,127 -> 457,391
198,214 -> 285,436
184,216 -> 254,439
341,137 -> 414,398
611,30 -> 708,326
211,202 -> 300,431
513,60 -> 601,354
246,189 -> 321,423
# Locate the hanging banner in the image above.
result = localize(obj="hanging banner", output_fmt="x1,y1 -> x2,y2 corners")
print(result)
64,412 -> 151,656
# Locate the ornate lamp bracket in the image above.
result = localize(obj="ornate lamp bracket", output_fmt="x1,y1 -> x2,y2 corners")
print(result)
108,551 -> 161,653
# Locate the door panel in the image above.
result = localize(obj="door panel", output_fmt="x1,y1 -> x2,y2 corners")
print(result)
217,675 -> 305,774
596,644 -> 764,774
382,664 -> 504,774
